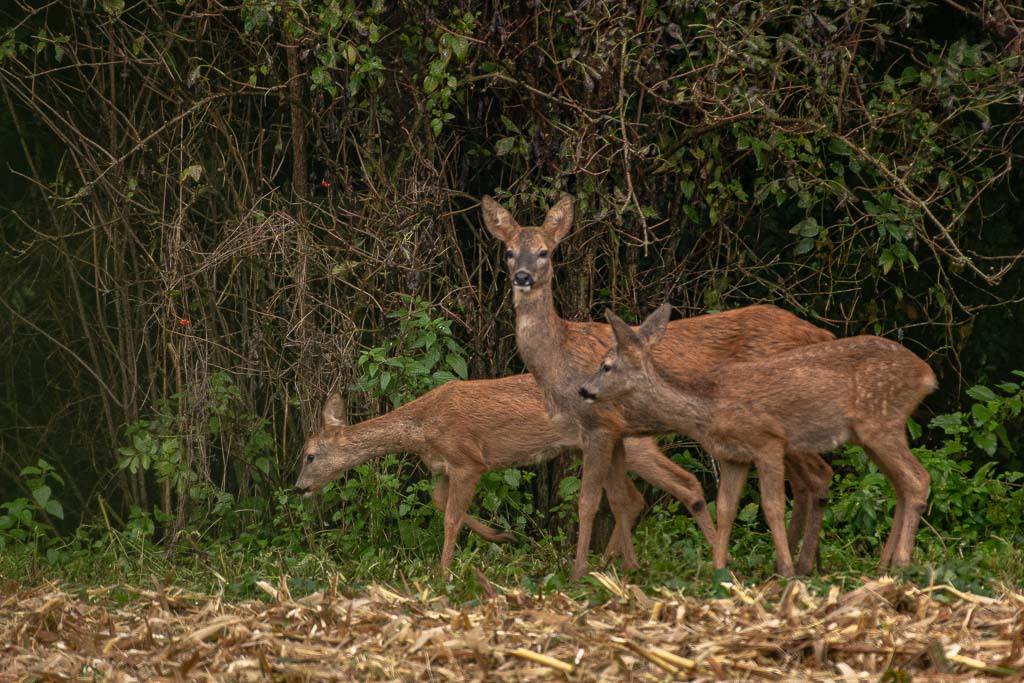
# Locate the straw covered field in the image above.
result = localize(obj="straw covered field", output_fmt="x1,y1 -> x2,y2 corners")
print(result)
1,573 -> 1021,682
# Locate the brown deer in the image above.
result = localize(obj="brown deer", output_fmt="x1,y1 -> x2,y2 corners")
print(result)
294,373 -> 718,572
481,195 -> 836,578
578,304 -> 937,575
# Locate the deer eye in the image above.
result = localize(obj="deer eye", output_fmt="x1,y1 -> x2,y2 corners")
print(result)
504,249 -> 514,260
537,249 -> 549,259
305,454 -> 315,464
602,363 -> 612,373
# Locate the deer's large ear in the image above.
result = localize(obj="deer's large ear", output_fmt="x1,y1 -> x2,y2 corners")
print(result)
481,195 -> 518,242
605,309 -> 642,354
541,195 -> 574,246
638,303 -> 671,347
322,393 -> 347,427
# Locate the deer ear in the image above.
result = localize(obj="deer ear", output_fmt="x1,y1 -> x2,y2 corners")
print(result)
605,309 -> 642,354
481,195 -> 518,242
322,393 -> 347,427
541,195 -> 574,245
638,303 -> 672,347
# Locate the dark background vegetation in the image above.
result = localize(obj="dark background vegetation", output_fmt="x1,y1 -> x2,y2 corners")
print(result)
1,0 -> 1023,583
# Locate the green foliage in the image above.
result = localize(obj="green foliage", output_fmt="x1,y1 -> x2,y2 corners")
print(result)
353,295 -> 470,408
0,459 -> 66,563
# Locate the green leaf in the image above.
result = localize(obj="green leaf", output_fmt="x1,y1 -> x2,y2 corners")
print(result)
973,431 -> 998,456
738,502 -> 759,523
380,371 -> 392,391
971,402 -> 993,424
449,36 -> 469,61
100,0 -> 124,14
447,354 -> 468,379
879,249 -> 895,275
558,476 -> 580,500
503,469 -> 522,487
966,385 -> 998,402
32,485 -> 51,508
792,237 -> 815,256
45,499 -> 64,520
789,217 -> 820,237
494,137 -> 517,156
179,164 -> 203,183
906,416 -> 922,441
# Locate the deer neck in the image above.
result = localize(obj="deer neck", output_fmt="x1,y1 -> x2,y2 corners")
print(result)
331,402 -> 426,465
513,283 -> 569,384
627,364 -> 714,439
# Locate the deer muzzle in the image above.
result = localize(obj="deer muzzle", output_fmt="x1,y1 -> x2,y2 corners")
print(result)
512,270 -> 535,290
578,385 -> 598,403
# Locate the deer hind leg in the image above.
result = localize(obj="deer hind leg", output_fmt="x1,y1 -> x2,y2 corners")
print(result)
601,474 -> 644,565
438,467 -> 484,572
601,438 -> 641,570
712,458 -> 750,571
432,477 -> 513,545
858,426 -> 929,569
785,452 -> 833,575
753,443 -> 796,577
623,437 -> 717,552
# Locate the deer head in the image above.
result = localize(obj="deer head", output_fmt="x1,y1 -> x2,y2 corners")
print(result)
481,195 -> 574,293
294,393 -> 349,496
578,303 -> 672,404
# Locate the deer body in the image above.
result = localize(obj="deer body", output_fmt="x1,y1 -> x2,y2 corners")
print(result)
295,373 -> 717,572
482,196 -> 836,578
579,305 -> 937,575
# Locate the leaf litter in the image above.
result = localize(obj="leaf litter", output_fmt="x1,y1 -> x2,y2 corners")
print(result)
1,573 -> 1022,681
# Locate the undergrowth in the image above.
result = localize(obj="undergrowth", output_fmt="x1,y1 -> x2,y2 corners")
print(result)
2,301 -> 1022,603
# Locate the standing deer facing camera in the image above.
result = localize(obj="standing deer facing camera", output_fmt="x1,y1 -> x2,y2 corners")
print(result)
578,304 -> 936,575
482,195 -> 836,578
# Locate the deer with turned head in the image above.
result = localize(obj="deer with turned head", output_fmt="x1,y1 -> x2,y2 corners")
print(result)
578,304 -> 936,575
295,373 -> 717,572
482,195 -> 837,578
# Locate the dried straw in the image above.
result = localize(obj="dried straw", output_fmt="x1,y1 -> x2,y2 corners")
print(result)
1,573 -> 1021,681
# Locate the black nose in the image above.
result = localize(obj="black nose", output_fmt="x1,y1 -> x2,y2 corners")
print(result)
513,271 -> 534,287
294,486 -> 308,495
579,386 -> 597,401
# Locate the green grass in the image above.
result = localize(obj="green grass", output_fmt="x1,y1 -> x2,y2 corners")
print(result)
2,502 -> 1020,609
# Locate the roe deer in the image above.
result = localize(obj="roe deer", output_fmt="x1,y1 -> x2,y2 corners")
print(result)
294,373 -> 717,572
578,304 -> 937,575
482,195 -> 836,578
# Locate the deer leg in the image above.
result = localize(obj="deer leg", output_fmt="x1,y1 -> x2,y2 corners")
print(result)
624,437 -> 717,552
786,452 -> 833,575
785,454 -> 811,558
712,458 -> 749,571
601,474 -> 644,564
601,439 -> 640,570
432,476 -> 513,545
573,433 -> 616,580
439,467 -> 483,572
859,428 -> 929,569
755,447 -> 795,577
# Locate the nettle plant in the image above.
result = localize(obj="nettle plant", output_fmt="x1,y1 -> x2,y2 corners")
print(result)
0,459 -> 66,562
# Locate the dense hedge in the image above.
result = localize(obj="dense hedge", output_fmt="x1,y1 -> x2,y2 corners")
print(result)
1,1 -> 1022,542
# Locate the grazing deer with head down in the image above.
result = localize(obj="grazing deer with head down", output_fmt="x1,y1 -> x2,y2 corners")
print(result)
482,195 -> 836,578
578,304 -> 936,575
294,373 -> 718,572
